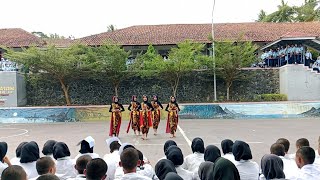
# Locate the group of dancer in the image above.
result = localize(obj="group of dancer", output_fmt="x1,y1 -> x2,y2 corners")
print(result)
108,95 -> 180,140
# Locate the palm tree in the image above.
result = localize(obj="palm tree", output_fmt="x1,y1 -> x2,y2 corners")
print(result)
263,0 -> 296,22
107,24 -> 116,32
296,0 -> 320,22
257,10 -> 267,22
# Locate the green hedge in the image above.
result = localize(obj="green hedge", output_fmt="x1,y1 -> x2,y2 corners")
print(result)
253,94 -> 288,102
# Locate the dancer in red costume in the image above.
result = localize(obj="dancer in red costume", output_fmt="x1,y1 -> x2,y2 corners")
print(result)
139,95 -> 154,140
165,96 -> 180,138
109,96 -> 125,137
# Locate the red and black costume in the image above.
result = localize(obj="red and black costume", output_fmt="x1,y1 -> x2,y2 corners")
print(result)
140,95 -> 154,136
127,95 -> 141,133
165,96 -> 180,136
109,96 -> 125,137
151,95 -> 163,130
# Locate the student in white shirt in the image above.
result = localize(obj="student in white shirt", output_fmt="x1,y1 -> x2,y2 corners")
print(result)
67,155 -> 92,180
104,137 -> 121,180
198,161 -> 214,180
276,138 -> 291,159
204,145 -> 221,163
259,154 -> 286,180
84,158 -> 108,180
158,140 -> 177,161
166,145 -> 196,180
136,150 -> 158,179
232,140 -> 259,180
75,136 -> 100,161
182,137 -> 205,175
270,143 -> 298,179
212,158 -> 240,180
41,140 -> 57,160
29,157 -> 56,180
155,159 -> 177,180
17,141 -> 40,179
289,138 -> 310,160
0,142 -> 11,176
53,142 -> 77,179
295,146 -> 320,180
1,165 -> 27,180
10,142 -> 27,165
221,139 -> 235,163
119,148 -> 151,180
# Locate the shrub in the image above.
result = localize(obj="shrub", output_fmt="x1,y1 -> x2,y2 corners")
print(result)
256,94 -> 287,101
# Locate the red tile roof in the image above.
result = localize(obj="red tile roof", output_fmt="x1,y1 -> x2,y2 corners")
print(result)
79,22 -> 320,46
0,28 -> 45,47
43,38 -> 74,48
280,31 -> 317,38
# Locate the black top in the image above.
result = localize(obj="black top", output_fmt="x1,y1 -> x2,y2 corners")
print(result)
109,102 -> 125,112
151,100 -> 164,109
165,102 -> 180,112
128,101 -> 141,111
140,101 -> 154,111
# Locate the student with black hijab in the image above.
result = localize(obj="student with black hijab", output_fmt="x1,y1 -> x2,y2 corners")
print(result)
182,137 -> 205,175
11,142 -> 27,165
155,159 -> 177,180
158,140 -> 177,161
204,145 -> 221,163
212,158 -> 240,180
259,154 -> 286,180
0,142 -> 11,176
164,172 -> 183,180
140,95 -> 154,140
74,136 -> 99,161
151,95 -> 163,135
53,142 -> 77,179
166,145 -> 196,180
232,140 -> 259,180
18,141 -> 40,179
198,161 -> 214,180
42,140 -> 57,160
221,139 -> 235,163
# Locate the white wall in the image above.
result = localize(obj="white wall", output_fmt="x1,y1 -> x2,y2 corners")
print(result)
280,64 -> 320,101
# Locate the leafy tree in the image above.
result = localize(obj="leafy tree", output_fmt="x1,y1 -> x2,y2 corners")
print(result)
263,0 -> 296,22
257,10 -> 267,22
92,44 -> 130,96
215,40 -> 257,101
6,44 -> 93,105
107,24 -> 116,32
32,32 -> 49,38
296,0 -> 320,22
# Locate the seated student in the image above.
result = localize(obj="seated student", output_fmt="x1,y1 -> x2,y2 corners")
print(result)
84,158 -> 108,180
182,137 -> 205,175
198,161 -> 214,180
18,141 -> 40,179
295,146 -> 320,179
259,154 -> 285,180
75,136 -> 99,161
104,137 -> 121,180
11,142 -> 28,165
36,174 -> 60,180
155,159 -> 177,180
67,155 -> 92,180
29,157 -> 56,180
163,172 -> 183,180
204,145 -> 221,163
212,158 -> 240,180
276,138 -> 291,159
158,140 -> 177,161
232,140 -> 259,180
221,139 -> 235,163
315,136 -> 320,166
0,142 -> 11,176
166,146 -> 196,180
1,165 -> 27,180
53,142 -> 77,179
136,150 -> 157,179
42,140 -> 57,160
289,138 -> 310,159
270,143 -> 298,179
119,148 -> 151,180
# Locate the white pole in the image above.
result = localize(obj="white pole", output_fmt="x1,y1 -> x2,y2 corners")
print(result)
212,0 -> 217,101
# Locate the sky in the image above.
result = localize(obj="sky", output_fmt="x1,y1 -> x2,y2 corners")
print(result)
1,0 -> 306,38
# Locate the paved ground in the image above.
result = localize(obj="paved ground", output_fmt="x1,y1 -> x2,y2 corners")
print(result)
0,118 -> 319,166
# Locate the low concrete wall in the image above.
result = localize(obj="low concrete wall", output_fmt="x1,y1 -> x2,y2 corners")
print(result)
1,102 -> 320,123
280,64 -> 320,101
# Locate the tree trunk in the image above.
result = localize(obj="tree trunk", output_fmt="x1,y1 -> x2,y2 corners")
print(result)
226,81 -> 233,101
113,82 -> 120,96
59,78 -> 71,106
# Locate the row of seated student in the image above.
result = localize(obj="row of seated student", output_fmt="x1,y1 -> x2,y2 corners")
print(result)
0,136 -> 320,180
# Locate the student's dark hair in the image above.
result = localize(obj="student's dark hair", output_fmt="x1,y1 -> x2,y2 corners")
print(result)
36,157 -> 55,175
75,155 -> 92,174
276,138 -> 290,153
221,139 -> 233,155
86,158 -> 108,180
110,141 -> 121,153
297,146 -> 315,164
1,165 -> 27,180
296,138 -> 310,148
270,143 -> 285,157
120,147 -> 139,171
36,174 -> 60,180
16,142 -> 28,158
